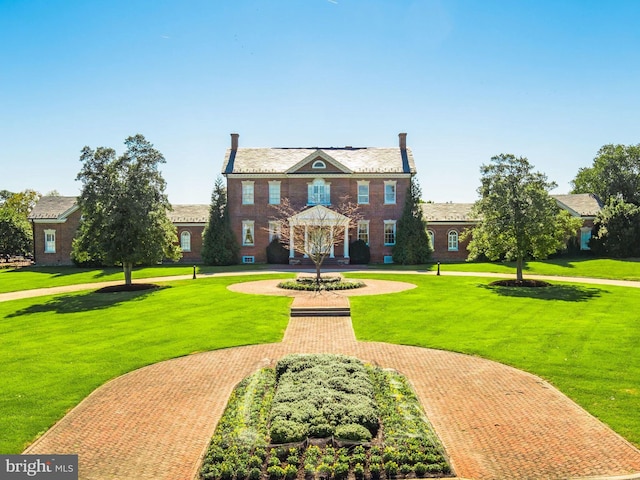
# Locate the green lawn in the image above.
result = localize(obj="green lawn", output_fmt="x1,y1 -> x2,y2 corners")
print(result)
371,257 -> 640,281
3,270 -> 640,455
346,273 -> 640,447
0,264 -> 275,294
0,274 -> 290,453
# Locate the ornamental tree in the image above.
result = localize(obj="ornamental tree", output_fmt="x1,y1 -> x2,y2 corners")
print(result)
392,177 -> 432,264
202,177 -> 239,265
72,134 -> 181,284
465,154 -> 582,282
0,189 -> 40,259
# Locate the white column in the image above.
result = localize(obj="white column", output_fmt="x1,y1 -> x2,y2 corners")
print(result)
330,237 -> 335,258
289,224 -> 294,258
303,225 -> 309,258
344,225 -> 349,258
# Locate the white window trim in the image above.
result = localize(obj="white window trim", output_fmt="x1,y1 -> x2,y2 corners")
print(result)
307,178 -> 331,206
242,181 -> 254,205
428,230 -> 435,251
384,220 -> 396,246
44,229 -> 56,253
268,181 -> 281,205
242,220 -> 255,246
180,231 -> 191,252
312,160 -> 326,169
448,230 -> 459,251
357,220 -> 370,245
384,180 -> 397,204
357,180 -> 370,204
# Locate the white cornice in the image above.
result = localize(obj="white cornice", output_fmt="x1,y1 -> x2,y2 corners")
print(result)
225,173 -> 412,180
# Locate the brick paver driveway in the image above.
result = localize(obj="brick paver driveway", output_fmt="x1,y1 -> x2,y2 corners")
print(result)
25,280 -> 640,480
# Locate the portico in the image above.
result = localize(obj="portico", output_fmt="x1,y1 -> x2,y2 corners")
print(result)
287,205 -> 350,262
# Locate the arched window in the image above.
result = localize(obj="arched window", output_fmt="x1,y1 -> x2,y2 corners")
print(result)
428,230 -> 435,250
448,230 -> 458,251
180,231 -> 191,252
312,160 -> 326,169
307,178 -> 331,205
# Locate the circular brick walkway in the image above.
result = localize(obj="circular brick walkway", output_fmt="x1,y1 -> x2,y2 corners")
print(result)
25,280 -> 640,480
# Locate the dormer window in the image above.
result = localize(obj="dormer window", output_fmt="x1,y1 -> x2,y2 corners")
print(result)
312,160 -> 326,169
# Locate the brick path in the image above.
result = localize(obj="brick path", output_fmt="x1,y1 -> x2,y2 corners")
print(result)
25,281 -> 640,480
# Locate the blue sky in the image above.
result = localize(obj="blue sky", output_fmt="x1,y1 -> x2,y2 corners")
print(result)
2,0 -> 639,204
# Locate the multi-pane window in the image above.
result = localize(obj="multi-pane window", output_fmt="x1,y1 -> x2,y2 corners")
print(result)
448,230 -> 459,251
428,230 -> 435,250
308,179 -> 331,205
357,221 -> 369,244
384,221 -> 396,245
357,181 -> 369,204
242,220 -> 255,246
44,230 -> 56,253
180,231 -> 191,252
384,181 -> 396,204
242,181 -> 254,205
269,181 -> 281,205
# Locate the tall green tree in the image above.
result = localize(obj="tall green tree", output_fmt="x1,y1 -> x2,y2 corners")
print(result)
0,189 -> 40,259
202,177 -> 239,265
392,177 -> 432,264
589,198 -> 640,258
571,144 -> 640,205
465,154 -> 582,282
72,134 -> 181,284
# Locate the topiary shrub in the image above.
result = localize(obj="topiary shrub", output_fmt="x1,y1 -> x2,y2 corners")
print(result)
267,238 -> 290,264
334,423 -> 372,442
270,418 -> 308,444
349,239 -> 370,264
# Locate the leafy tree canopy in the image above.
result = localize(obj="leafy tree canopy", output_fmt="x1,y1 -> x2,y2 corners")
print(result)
590,198 -> 640,258
0,189 -> 40,259
392,177 -> 432,264
72,134 -> 181,283
202,177 -> 239,265
571,144 -> 640,205
465,154 -> 582,282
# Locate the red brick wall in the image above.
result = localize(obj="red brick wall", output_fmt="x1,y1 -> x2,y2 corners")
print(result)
227,176 -> 409,263
32,210 -> 81,266
427,223 -> 474,262
175,226 -> 205,263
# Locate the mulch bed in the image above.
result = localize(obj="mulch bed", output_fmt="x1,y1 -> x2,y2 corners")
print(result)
490,279 -> 551,288
95,283 -> 160,293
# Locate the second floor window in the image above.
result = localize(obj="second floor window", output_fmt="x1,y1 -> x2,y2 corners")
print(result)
242,181 -> 254,205
308,178 -> 330,205
384,181 -> 396,204
357,181 -> 369,204
269,181 -> 281,205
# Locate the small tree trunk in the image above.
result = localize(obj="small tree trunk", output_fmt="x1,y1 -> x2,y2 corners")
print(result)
516,256 -> 524,283
315,261 -> 322,287
123,262 -> 133,286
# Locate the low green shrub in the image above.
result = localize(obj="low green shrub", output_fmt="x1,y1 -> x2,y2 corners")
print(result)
277,279 -> 365,291
335,423 -> 372,442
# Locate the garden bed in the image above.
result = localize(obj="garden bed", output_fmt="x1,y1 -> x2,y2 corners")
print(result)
199,354 -> 452,480
278,275 -> 365,291
490,279 -> 551,288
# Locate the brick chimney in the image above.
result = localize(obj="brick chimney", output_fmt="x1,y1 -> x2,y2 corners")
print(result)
399,132 -> 407,150
231,133 -> 239,151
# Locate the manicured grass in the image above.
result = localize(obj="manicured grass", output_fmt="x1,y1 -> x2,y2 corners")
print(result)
371,257 -> 640,281
0,274 -> 291,453
345,273 -> 640,447
0,264 -> 274,294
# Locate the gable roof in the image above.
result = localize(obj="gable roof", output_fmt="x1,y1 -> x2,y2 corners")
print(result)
28,196 -> 79,220
552,194 -> 602,217
222,146 -> 416,175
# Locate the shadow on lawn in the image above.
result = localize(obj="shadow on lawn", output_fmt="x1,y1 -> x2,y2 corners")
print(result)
481,283 -> 605,302
6,287 -> 167,318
